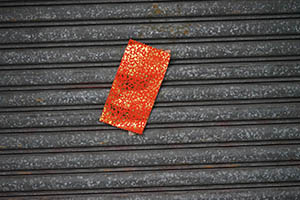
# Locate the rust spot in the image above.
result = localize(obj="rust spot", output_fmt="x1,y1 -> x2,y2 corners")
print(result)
121,167 -> 137,171
99,142 -> 105,145
36,98 -> 44,102
154,9 -> 161,15
11,18 -> 17,22
103,169 -> 112,172
229,164 -> 240,168
152,3 -> 162,15
17,171 -> 33,175
183,30 -> 189,35
203,165 -> 215,168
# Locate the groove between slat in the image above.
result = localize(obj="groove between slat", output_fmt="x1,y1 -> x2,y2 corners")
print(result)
1,161 -> 300,177
2,98 -> 300,113
2,140 -> 300,156
2,78 -> 300,92
0,186 -> 299,200
2,183 -> 300,198
0,0 -> 173,7
2,14 -> 300,29
1,56 -> 300,71
5,186 -> 300,199
2,35 -> 300,50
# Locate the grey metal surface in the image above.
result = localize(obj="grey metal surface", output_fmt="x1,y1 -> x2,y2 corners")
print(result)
0,0 -> 300,199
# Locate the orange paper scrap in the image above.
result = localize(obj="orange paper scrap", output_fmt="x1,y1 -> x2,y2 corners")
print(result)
100,39 -> 171,134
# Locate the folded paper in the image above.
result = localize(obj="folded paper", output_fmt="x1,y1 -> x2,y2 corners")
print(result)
100,39 -> 171,134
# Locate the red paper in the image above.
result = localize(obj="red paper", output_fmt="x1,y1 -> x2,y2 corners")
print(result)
100,39 -> 171,134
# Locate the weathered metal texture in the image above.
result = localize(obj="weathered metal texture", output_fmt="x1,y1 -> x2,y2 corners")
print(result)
1,187 -> 300,200
0,0 -> 299,24
1,145 -> 299,171
1,103 -> 300,129
1,166 -> 300,192
0,0 -> 300,199
1,19 -> 299,44
1,82 -> 300,108
1,61 -> 300,86
1,40 -> 300,65
0,124 -> 299,151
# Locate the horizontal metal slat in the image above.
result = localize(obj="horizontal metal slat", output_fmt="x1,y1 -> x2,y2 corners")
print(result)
0,103 -> 300,129
0,19 -> 299,45
1,40 -> 299,65
0,144 -> 299,171
1,61 -> 300,86
1,82 -> 300,108
1,166 -> 300,192
0,124 -> 299,150
0,0 -> 299,23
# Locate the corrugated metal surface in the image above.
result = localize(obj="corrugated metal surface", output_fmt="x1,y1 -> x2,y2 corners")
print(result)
0,0 -> 300,199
